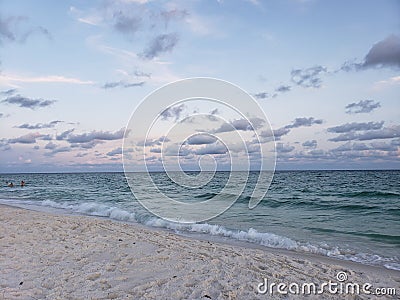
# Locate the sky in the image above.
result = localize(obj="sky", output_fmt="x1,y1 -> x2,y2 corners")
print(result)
0,0 -> 399,173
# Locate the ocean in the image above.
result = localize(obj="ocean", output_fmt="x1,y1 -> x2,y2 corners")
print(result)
1,170 -> 399,271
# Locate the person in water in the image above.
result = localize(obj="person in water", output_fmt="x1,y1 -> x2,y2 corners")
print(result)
7,182 -> 14,187
20,180 -> 25,187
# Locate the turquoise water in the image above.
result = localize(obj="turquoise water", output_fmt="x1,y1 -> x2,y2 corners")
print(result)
1,170 -> 399,271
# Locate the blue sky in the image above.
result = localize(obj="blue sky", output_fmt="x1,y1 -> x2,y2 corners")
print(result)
0,0 -> 399,172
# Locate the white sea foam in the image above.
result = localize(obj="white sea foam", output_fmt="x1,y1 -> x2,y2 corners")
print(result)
18,199 -> 397,272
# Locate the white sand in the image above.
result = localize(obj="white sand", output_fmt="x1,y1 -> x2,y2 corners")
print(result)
0,204 -> 399,299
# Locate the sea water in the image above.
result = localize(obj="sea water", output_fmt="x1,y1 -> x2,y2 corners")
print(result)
0,170 -> 399,271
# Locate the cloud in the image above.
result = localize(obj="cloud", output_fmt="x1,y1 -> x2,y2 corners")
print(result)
102,80 -> 145,89
139,136 -> 170,147
160,9 -> 189,28
253,92 -> 269,100
259,117 -> 322,141
150,147 -> 161,153
161,103 -> 186,121
285,117 -> 323,128
291,65 -> 327,88
141,33 -> 179,59
70,140 -> 104,149
67,128 -> 125,143
1,94 -> 56,109
329,125 -> 400,142
107,147 -> 122,156
0,139 -> 11,151
15,120 -> 62,130
44,142 -> 57,150
0,88 -> 17,96
8,133 -> 42,144
113,12 -> 142,36
56,129 -> 75,141
0,73 -> 94,85
186,134 -> 217,145
276,143 -> 295,153
275,85 -> 291,93
345,100 -> 380,114
213,117 -> 265,133
194,143 -> 227,155
260,127 -> 290,140
45,145 -> 72,157
328,121 -> 384,133
362,35 -> 400,68
133,70 -> 151,78
302,140 -> 317,148
331,140 -> 399,153
0,14 -> 51,44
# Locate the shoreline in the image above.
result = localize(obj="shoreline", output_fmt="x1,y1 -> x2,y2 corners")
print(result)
1,204 -> 399,299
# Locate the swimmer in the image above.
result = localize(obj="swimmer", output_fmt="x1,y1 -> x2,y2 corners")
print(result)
21,180 -> 25,187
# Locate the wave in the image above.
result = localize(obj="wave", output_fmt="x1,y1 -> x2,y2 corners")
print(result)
340,191 -> 400,198
1,198 -> 399,271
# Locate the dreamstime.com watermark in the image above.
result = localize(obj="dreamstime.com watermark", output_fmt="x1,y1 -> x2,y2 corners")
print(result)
257,271 -> 397,296
123,78 -> 276,223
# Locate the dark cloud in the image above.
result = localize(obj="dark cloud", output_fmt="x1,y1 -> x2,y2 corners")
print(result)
302,140 -> 317,148
195,143 -> 227,155
1,94 -> 56,109
0,15 -> 25,43
0,139 -> 11,151
141,33 -> 179,59
0,14 -> 51,44
275,85 -> 291,93
259,117 -> 322,142
186,134 -> 217,145
253,92 -> 269,100
213,117 -> 265,133
107,147 -> 122,156
345,100 -> 380,114
150,147 -> 161,153
113,12 -> 141,36
41,134 -> 52,141
328,121 -> 384,133
276,143 -> 295,153
71,140 -> 104,149
285,117 -> 323,129
133,70 -> 151,78
139,136 -> 170,147
210,108 -> 219,115
260,127 -> 290,140
67,128 -> 125,143
342,35 -> 400,71
329,125 -> 400,142
44,146 -> 72,157
19,26 -> 52,42
0,88 -> 17,96
160,9 -> 188,27
102,81 -> 145,89
291,66 -> 327,88
56,129 -> 75,141
331,140 -> 399,153
15,120 -> 62,130
161,104 -> 185,121
8,133 -> 42,144
363,35 -> 400,68
44,142 -> 57,150
0,113 -> 3,118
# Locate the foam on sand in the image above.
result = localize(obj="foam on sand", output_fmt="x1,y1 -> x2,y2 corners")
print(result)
0,204 -> 398,299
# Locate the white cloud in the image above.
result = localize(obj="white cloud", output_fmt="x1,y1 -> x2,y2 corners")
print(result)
0,73 -> 95,85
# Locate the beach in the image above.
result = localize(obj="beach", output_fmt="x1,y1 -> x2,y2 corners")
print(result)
1,204 -> 398,299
